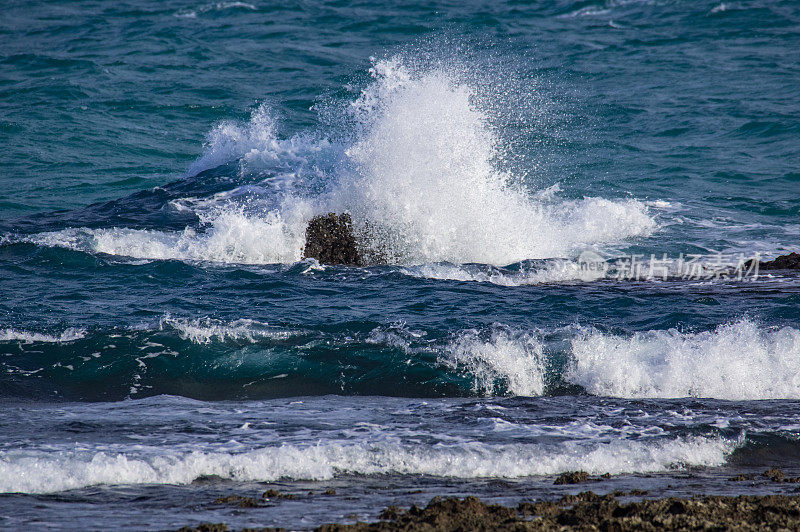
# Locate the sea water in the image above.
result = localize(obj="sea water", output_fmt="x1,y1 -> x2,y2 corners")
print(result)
1,1 -> 800,529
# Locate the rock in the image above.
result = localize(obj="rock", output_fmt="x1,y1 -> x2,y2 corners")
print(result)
667,500 -> 687,514
379,506 -> 402,520
262,489 -> 295,500
176,524 -> 229,532
746,252 -> 800,271
191,474 -> 225,485
762,468 -> 800,483
213,495 -> 262,508
554,471 -> 590,485
764,468 -> 787,482
313,493 -> 800,531
303,213 -> 362,266
177,492 -> 800,531
558,491 -> 609,505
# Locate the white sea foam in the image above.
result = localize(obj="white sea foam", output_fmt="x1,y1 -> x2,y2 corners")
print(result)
187,104 -> 278,176
435,320 -> 800,400
709,3 -> 734,14
175,2 -> 257,19
402,260 -> 606,286
160,316 -> 296,345
0,435 -> 735,494
442,329 -> 546,396
568,320 -> 800,400
28,57 -> 655,267
560,5 -> 612,18
186,104 -> 331,182
32,205 -> 310,264
0,328 -> 86,343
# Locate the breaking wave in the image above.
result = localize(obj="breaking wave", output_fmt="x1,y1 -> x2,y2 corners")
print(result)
25,55 -> 655,267
5,318 -> 800,401
569,319 -> 800,400
442,329 -> 546,396
0,435 -> 735,494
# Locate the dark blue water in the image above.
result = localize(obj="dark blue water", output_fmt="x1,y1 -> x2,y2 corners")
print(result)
2,0 -> 800,529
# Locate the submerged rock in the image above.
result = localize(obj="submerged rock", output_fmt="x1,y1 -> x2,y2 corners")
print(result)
554,471 -> 590,485
303,213 -> 363,266
212,495 -> 262,508
263,489 -> 296,500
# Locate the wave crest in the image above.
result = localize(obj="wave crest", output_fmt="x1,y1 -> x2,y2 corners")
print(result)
0,435 -> 735,494
569,320 -> 800,400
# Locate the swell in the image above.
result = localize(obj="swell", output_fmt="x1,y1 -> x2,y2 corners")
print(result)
3,318 -> 799,402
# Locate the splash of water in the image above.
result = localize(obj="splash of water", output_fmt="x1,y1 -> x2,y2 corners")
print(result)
28,55 -> 656,267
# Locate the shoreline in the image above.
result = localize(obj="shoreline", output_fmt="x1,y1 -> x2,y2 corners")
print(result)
175,468 -> 800,531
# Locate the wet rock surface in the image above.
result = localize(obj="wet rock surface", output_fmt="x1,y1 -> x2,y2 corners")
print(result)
213,495 -> 263,508
262,489 -> 296,500
746,252 -> 800,271
303,213 -> 363,266
314,492 -> 800,531
553,471 -> 590,485
177,524 -> 230,532
762,467 -> 800,483
212,490 -> 299,509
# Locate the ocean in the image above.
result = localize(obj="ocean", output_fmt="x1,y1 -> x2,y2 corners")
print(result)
1,0 -> 800,529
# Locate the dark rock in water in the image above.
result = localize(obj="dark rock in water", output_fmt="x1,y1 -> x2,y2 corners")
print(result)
762,467 -> 800,483
554,471 -> 590,485
303,213 -> 363,266
213,495 -> 262,508
746,252 -> 800,271
263,488 -> 295,500
764,468 -> 787,482
190,474 -> 226,485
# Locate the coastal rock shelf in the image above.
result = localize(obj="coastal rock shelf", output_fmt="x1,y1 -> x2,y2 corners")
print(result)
178,491 -> 800,531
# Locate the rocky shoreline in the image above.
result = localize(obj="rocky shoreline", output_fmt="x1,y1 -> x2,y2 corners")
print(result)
175,469 -> 800,531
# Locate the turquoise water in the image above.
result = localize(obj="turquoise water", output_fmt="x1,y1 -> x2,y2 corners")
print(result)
2,1 -> 800,529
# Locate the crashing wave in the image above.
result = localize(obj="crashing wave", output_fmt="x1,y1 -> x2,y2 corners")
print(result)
26,56 -> 655,267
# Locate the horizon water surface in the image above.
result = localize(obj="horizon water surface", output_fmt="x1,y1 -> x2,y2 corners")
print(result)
2,0 -> 800,530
